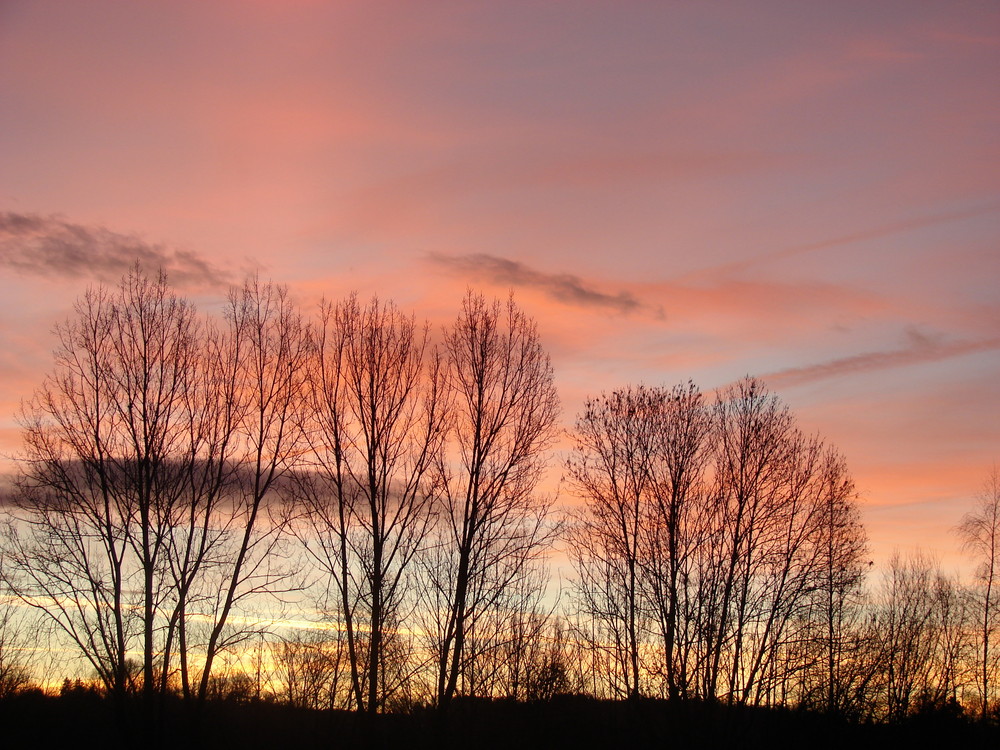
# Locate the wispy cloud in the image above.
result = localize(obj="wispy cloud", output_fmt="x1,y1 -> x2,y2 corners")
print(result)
0,211 -> 231,288
681,202 -> 1000,283
763,328 -> 1000,388
427,252 -> 659,317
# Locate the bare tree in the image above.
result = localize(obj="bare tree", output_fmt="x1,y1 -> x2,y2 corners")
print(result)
810,447 -> 868,714
741,441 -> 868,712
0,596 -> 35,697
294,295 -> 445,713
566,385 -> 663,699
704,377 -> 800,703
958,465 -> 1000,718
191,277 -> 310,705
876,551 -> 939,721
1,270 -> 310,713
427,293 -> 560,710
2,269 -> 200,703
642,381 -> 712,699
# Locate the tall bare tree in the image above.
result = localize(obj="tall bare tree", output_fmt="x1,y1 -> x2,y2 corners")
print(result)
566,385 -> 663,699
427,293 -> 559,710
693,378 -> 867,706
294,295 -> 445,713
192,277 -> 310,705
703,377 -> 799,702
812,447 -> 868,713
2,270 -> 310,713
642,381 -> 712,699
2,269 -> 200,703
958,466 -> 1000,718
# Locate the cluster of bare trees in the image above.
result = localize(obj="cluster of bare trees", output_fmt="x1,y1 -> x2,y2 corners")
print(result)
565,380 -> 1000,720
0,272 -> 309,708
0,268 -> 558,716
566,378 -> 868,708
1,266 -> 998,724
792,477 -> 1000,722
285,292 -> 560,713
199,603 -> 576,711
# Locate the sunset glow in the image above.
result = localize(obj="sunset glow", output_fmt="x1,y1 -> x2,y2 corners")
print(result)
1,0 -> 997,585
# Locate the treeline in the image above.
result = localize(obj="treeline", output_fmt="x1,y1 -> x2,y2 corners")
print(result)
0,267 -> 997,727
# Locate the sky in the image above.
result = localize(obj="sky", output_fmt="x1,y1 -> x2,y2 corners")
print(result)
0,0 -> 997,576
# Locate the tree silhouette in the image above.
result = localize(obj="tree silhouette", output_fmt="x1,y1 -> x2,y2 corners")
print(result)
428,292 -> 560,710
2,269 -> 309,714
959,466 -> 1000,718
3,269 -> 199,702
566,377 -> 868,705
293,295 -> 445,713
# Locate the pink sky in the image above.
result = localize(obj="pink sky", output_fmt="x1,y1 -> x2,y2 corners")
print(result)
1,1 -> 998,575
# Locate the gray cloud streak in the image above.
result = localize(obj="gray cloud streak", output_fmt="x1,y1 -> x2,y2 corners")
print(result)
763,330 -> 1000,388
680,202 -> 1000,283
428,252 -> 653,316
0,211 -> 230,288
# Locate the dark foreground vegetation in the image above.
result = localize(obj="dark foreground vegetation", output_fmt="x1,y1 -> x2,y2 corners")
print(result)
1,690 -> 996,750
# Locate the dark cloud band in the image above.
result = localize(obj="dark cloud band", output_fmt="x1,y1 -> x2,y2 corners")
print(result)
428,252 -> 648,316
0,211 -> 230,288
